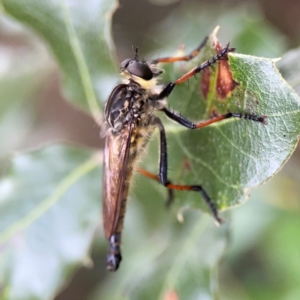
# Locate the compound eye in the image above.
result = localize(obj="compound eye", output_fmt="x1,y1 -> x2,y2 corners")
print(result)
120,58 -> 131,69
127,61 -> 153,80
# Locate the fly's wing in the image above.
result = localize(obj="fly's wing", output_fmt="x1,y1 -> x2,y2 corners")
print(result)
102,125 -> 133,239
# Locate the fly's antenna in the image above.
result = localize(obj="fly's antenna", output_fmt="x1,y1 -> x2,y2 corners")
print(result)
132,45 -> 139,61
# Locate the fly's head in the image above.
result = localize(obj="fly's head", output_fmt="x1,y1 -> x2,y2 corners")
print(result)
120,46 -> 162,90
104,47 -> 162,135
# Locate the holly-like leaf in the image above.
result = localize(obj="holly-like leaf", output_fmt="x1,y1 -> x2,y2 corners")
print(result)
137,28 -> 300,216
1,0 -> 119,121
0,145 -> 101,300
1,1 -> 300,299
96,28 -> 300,299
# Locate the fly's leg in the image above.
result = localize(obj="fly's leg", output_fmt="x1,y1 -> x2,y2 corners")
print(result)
142,110 -> 266,224
156,43 -> 234,100
158,108 -> 266,212
162,108 -> 267,128
151,36 -> 208,64
145,117 -> 223,224
165,182 -> 174,208
153,45 -> 266,215
137,168 -> 224,225
106,232 -> 122,271
152,118 -> 168,185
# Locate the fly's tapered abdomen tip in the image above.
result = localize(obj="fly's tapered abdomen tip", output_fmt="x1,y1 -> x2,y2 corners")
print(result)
106,233 -> 122,271
106,253 -> 122,271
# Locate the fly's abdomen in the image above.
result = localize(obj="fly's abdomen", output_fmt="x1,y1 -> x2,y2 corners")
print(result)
114,127 -> 153,233
114,173 -> 131,234
103,98 -> 155,271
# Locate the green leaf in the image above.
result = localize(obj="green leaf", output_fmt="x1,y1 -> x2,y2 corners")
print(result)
1,0 -> 119,121
0,145 -> 101,300
0,15 -> 51,160
138,28 -> 300,215
94,212 -> 229,300
1,1 -> 300,299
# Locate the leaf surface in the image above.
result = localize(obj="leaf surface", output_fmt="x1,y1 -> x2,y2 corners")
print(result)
2,0 -> 119,121
0,15 -> 51,160
138,29 -> 300,214
1,2 -> 300,299
0,145 -> 101,300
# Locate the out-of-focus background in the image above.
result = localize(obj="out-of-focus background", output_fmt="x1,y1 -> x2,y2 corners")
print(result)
1,0 -> 300,299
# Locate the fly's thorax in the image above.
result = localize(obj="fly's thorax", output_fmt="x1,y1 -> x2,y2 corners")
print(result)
104,82 -> 161,135
122,75 -> 159,91
104,84 -> 127,130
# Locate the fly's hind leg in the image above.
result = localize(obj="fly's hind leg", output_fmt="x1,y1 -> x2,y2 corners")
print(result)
137,168 -> 224,225
145,107 -> 266,224
138,117 -> 223,225
165,181 -> 174,208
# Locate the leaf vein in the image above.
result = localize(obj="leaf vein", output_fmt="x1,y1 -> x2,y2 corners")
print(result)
60,0 -> 101,123
215,127 -> 257,161
174,134 -> 239,189
0,158 -> 98,246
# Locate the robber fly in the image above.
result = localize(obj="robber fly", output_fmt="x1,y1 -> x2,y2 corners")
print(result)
102,37 -> 266,271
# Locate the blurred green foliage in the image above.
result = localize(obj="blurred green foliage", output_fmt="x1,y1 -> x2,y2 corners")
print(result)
0,1 -> 300,300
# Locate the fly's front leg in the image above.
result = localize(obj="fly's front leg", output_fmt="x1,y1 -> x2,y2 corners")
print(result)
162,108 -> 267,129
151,36 -> 208,64
156,44 -> 234,100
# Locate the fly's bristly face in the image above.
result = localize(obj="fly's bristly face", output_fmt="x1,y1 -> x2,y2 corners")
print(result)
120,58 -> 153,81
119,47 -> 163,91
102,38 -> 266,272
